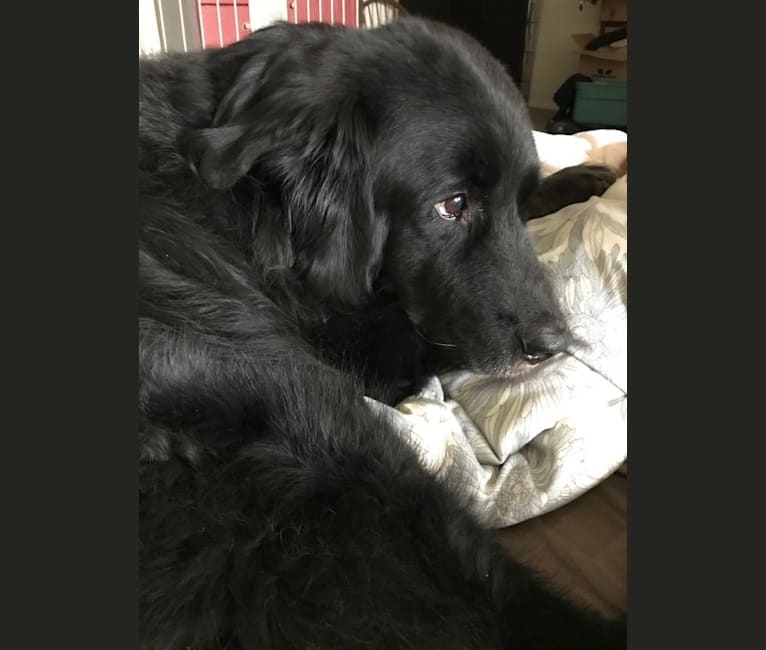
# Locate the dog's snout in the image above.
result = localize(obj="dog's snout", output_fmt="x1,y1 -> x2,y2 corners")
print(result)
519,322 -> 570,365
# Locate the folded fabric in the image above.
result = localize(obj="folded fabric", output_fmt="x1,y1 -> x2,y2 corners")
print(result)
369,130 -> 628,527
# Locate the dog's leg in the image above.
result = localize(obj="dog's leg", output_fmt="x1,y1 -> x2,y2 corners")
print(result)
524,163 -> 618,220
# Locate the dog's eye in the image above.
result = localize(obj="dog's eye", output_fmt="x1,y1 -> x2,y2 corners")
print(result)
434,194 -> 467,221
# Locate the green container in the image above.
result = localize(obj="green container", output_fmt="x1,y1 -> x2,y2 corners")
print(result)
572,79 -> 627,127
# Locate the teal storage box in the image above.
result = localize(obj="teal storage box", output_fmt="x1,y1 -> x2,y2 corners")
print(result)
572,79 -> 627,127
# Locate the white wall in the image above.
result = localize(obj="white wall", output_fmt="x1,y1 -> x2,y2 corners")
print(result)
139,0 -> 162,55
528,0 -> 601,110
248,0 -> 288,31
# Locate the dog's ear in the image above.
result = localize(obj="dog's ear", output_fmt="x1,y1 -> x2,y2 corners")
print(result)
187,33 -> 387,306
185,23 -> 315,190
186,122 -> 263,191
281,97 -> 387,307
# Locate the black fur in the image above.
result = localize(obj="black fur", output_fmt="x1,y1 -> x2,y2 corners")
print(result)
139,18 -> 624,649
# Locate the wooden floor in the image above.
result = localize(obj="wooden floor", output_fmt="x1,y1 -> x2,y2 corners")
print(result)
494,464 -> 627,620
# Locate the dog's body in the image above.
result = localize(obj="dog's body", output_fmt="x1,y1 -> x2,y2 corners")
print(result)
139,18 -> 623,649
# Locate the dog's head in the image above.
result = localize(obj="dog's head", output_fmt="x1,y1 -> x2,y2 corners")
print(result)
188,18 -> 570,376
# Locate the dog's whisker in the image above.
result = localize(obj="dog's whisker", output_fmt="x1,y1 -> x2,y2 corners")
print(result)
409,320 -> 458,348
562,350 -> 626,394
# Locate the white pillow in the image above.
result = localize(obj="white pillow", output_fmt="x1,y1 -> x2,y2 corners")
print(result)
441,183 -> 627,465
370,131 -> 628,527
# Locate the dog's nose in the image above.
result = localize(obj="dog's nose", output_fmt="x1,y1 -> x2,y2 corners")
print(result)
519,324 -> 570,365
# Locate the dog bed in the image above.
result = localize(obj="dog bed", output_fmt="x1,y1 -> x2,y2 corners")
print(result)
368,129 -> 627,528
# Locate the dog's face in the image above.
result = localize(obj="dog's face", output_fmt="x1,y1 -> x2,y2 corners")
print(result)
190,18 -> 570,377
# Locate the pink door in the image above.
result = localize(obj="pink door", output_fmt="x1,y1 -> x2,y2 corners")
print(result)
198,1 -> 361,51
286,1 -> 359,27
198,1 -> 253,49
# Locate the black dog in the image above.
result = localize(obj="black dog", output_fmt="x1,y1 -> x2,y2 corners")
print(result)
139,17 -> 622,650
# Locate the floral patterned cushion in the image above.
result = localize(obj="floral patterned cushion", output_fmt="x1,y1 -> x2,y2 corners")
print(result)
369,130 -> 627,528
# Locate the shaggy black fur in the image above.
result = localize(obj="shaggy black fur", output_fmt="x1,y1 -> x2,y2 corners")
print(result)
139,17 -> 624,650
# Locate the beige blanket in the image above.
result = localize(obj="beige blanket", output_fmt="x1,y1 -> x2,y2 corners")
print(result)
368,129 -> 628,528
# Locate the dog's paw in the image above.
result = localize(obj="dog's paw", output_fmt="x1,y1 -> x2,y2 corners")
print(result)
525,163 -> 619,220
581,163 -> 619,196
557,163 -> 619,199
